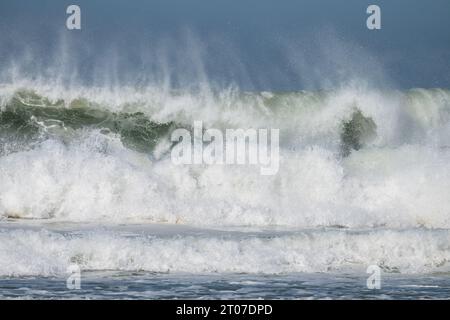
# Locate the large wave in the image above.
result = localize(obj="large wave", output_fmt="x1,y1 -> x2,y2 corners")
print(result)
1,84 -> 450,229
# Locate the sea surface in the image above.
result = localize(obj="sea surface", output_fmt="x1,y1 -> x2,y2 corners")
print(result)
1,221 -> 450,299
1,0 -> 450,301
1,86 -> 450,299
3,270 -> 450,300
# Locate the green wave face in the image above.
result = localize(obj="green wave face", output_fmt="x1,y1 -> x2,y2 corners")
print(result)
340,109 -> 377,157
0,90 -> 175,155
2,87 -> 450,158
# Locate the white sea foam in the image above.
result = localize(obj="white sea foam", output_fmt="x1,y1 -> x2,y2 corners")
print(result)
0,85 -> 450,228
0,227 -> 449,276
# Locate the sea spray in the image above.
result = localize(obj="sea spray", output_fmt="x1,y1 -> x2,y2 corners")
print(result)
0,86 -> 450,228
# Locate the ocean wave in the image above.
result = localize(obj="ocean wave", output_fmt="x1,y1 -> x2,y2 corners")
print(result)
0,227 -> 449,276
0,85 -> 450,228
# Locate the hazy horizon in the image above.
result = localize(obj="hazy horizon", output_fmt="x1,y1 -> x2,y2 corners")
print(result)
0,0 -> 449,90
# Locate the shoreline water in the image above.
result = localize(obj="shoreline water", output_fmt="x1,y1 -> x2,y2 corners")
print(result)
2,269 -> 450,299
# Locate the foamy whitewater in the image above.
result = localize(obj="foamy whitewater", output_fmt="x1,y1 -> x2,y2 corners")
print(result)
1,82 -> 450,298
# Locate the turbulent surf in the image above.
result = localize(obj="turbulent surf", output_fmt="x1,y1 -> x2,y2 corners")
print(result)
1,83 -> 450,276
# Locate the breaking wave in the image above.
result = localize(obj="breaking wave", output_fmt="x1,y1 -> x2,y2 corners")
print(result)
0,227 -> 449,276
1,84 -> 450,229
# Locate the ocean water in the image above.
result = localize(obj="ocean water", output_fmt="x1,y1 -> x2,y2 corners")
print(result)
2,269 -> 450,299
0,85 -> 450,299
1,0 -> 450,300
1,222 -> 450,299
